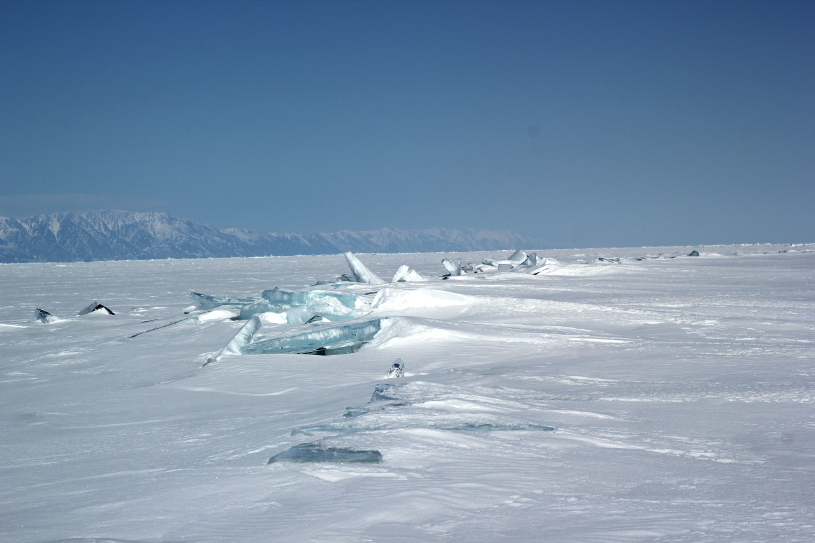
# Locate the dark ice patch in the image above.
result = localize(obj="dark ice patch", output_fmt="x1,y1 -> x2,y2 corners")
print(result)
268,442 -> 382,464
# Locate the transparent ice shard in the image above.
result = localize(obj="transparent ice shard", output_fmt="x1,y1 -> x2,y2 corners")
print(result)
77,302 -> 115,315
507,249 -> 527,262
442,258 -> 461,276
305,294 -> 366,320
370,383 -> 396,402
240,318 -> 384,355
343,252 -> 385,284
238,300 -> 278,320
261,288 -> 310,306
243,290 -> 368,322
392,265 -> 423,282
261,288 -> 360,309
206,315 -> 264,364
529,257 -> 554,275
520,253 -> 541,267
268,442 -> 382,464
344,407 -> 369,418
190,292 -> 255,310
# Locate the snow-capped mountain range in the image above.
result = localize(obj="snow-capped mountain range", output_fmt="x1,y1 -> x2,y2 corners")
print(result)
0,210 -> 546,263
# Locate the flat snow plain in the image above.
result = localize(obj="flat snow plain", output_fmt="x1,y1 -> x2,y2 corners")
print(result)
1,244 -> 813,542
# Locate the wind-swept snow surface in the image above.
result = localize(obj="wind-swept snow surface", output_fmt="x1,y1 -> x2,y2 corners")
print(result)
1,244 -> 814,542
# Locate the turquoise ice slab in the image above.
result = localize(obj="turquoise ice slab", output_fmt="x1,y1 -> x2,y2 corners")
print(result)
240,318 -> 382,355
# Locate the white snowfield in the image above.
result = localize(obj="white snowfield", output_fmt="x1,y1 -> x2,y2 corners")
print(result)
1,244 -> 813,542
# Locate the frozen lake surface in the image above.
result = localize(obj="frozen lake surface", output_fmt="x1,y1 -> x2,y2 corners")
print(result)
2,244 -> 814,542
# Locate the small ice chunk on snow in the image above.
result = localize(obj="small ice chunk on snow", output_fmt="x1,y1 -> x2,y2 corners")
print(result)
387,358 -> 405,378
184,308 -> 238,324
392,265 -> 423,282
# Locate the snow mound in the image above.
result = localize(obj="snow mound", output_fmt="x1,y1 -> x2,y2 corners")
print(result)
371,288 -> 476,317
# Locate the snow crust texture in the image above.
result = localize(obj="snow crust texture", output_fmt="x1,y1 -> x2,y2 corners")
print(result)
1,243 -> 814,542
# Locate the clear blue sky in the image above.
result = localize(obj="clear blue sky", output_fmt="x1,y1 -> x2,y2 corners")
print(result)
1,0 -> 812,247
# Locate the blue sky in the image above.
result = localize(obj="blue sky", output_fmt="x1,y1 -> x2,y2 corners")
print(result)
1,0 -> 812,247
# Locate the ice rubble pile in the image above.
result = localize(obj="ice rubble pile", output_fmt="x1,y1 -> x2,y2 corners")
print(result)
196,250 -> 548,362
441,250 -> 550,277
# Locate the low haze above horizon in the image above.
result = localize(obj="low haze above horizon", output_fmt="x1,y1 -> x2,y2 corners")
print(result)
1,0 -> 812,248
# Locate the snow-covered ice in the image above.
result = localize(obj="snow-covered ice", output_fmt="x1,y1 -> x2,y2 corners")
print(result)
1,244 -> 814,542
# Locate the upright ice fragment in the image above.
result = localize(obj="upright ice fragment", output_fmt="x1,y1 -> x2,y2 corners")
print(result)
77,302 -> 115,316
441,259 -> 461,276
343,252 -> 385,284
206,315 -> 264,364
34,308 -> 58,323
240,318 -> 385,355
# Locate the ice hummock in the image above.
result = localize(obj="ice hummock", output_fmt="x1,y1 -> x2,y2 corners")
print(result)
239,318 -> 385,355
267,442 -> 382,464
343,252 -> 385,284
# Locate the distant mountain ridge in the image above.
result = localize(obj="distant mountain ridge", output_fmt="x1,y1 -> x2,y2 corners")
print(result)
0,210 -> 547,263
